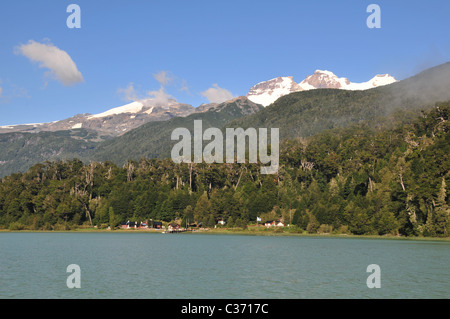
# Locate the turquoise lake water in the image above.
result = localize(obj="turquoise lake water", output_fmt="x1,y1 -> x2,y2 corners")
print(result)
0,232 -> 448,299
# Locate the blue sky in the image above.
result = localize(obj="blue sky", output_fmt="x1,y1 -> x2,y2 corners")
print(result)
0,0 -> 449,126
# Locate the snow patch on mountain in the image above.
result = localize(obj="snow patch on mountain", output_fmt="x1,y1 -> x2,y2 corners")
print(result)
88,101 -> 145,119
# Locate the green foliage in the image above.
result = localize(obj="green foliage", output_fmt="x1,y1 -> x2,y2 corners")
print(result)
109,207 -> 121,229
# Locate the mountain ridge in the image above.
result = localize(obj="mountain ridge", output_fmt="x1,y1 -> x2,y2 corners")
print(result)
0,99 -> 197,137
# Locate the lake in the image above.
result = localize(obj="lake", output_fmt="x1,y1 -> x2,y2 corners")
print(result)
0,232 -> 448,299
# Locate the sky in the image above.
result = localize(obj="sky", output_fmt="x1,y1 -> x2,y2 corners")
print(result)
0,0 -> 450,126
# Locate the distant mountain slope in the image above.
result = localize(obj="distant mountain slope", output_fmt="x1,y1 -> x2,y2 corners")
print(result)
0,99 -> 196,137
0,97 -> 262,177
85,96 -> 263,164
0,129 -> 99,177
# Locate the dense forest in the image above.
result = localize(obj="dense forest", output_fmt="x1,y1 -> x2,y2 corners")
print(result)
0,102 -> 448,237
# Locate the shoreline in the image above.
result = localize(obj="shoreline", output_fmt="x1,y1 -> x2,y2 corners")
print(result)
1,227 -> 449,242
187,228 -> 450,242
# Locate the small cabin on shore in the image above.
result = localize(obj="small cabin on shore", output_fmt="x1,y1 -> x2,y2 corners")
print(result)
168,223 -> 180,230
120,221 -> 140,229
264,220 -> 285,227
151,221 -> 163,229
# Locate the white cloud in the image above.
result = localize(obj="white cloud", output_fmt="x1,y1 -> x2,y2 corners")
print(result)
179,79 -> 191,94
153,70 -> 173,86
147,87 -> 174,107
15,40 -> 84,86
0,79 -> 30,104
117,82 -> 139,102
117,82 -> 175,108
201,84 -> 234,103
117,70 -> 189,108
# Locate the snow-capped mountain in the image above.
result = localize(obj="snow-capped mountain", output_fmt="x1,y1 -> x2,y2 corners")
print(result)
0,69 -> 397,135
0,99 -> 196,137
0,95 -> 262,137
299,70 -> 396,90
247,70 -> 397,106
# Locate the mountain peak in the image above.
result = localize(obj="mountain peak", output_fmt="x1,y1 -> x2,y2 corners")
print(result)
300,70 -> 350,90
313,69 -> 338,77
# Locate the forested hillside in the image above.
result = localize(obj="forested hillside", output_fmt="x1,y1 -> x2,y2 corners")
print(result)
0,129 -> 101,178
1,102 -> 448,237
